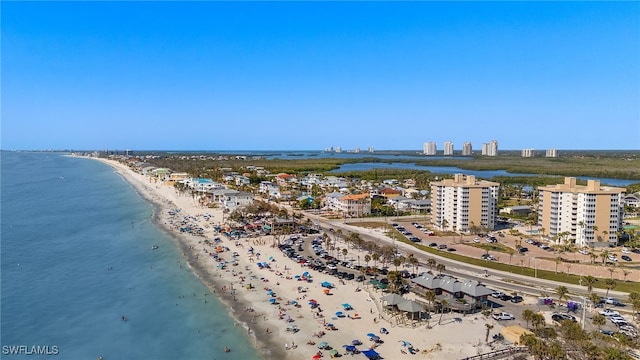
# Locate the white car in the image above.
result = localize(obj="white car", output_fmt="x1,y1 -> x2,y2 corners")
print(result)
622,248 -> 630,254
473,238 -> 480,243
492,312 -> 515,321
578,249 -> 589,255
599,308 -> 620,317
608,255 -> 618,262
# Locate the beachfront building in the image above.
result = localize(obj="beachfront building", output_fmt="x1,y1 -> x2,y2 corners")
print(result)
546,148 -> 558,157
183,177 -> 224,192
430,174 -> 499,232
423,142 -> 437,155
462,142 -> 472,156
336,193 -> 371,218
537,177 -> 625,248
481,140 -> 498,156
209,189 -> 254,211
411,274 -> 493,312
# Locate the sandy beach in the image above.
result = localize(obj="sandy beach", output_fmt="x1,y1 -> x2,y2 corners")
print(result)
90,156 -> 515,360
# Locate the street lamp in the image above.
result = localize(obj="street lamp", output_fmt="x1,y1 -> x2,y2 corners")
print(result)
579,296 -> 587,330
533,257 -> 537,278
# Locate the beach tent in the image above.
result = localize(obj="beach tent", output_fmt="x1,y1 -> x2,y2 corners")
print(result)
344,345 -> 357,353
318,341 -> 329,349
341,303 -> 353,310
362,349 -> 381,359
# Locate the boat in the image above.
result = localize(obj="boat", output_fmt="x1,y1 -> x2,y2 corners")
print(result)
151,245 -> 159,250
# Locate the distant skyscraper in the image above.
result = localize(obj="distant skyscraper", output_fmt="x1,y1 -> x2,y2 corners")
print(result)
546,149 -> 558,157
423,142 -> 437,155
368,146 -> 374,153
521,148 -> 535,157
354,147 -> 360,153
443,141 -> 454,156
462,142 -> 472,156
335,147 -> 342,153
482,140 -> 498,156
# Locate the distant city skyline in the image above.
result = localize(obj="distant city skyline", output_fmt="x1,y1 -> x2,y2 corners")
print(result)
2,2 -> 639,151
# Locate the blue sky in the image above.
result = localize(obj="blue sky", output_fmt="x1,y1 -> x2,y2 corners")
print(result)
2,1 -> 639,151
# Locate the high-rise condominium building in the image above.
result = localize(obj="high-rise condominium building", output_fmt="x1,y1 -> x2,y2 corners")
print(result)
430,174 -> 500,232
481,140 -> 498,156
521,149 -> 535,157
444,141 -> 454,155
462,142 -> 472,156
335,147 -> 342,153
537,177 -> 625,248
368,146 -> 375,153
354,147 -> 360,153
546,149 -> 558,157
423,142 -> 437,155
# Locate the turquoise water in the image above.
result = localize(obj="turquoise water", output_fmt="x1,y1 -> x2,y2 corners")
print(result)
1,152 -> 262,359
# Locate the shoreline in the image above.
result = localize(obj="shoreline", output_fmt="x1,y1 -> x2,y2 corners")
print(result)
88,156 -> 284,359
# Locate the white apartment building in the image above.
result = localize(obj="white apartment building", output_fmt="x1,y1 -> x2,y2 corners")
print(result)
538,177 -> 625,248
546,149 -> 558,157
368,146 -> 375,153
430,174 -> 500,232
462,142 -> 472,156
423,142 -> 437,155
481,140 -> 498,156
521,148 -> 535,157
444,141 -> 454,155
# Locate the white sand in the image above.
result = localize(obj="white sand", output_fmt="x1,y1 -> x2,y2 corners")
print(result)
89,156 -> 512,359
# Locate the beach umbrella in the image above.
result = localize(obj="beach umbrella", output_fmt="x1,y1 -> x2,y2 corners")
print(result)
341,303 -> 353,310
269,298 -> 277,304
323,289 -> 331,294
318,341 -> 328,349
366,333 -> 376,338
397,300 -> 425,313
344,345 -> 357,352
381,293 -> 405,306
329,349 -> 338,356
335,311 -> 344,317
351,339 -> 362,345
303,272 -> 309,277
312,354 -> 321,360
398,340 -> 412,347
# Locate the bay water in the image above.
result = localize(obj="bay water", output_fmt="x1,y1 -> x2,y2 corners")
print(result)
1,152 -> 262,359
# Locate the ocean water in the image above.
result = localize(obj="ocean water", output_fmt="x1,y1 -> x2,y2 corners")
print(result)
1,152 -> 262,360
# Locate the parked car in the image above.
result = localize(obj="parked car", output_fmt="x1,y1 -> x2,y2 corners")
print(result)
552,313 -> 577,322
429,242 -> 437,247
473,238 -> 480,243
599,308 -> 620,317
622,255 -> 632,262
492,312 -> 515,321
499,294 -> 513,302
578,249 -> 590,255
519,247 -> 529,253
510,295 -> 524,303
491,291 -> 505,298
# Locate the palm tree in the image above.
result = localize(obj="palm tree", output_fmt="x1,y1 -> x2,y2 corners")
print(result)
554,256 -> 562,273
427,258 -> 436,271
600,249 -> 609,265
484,323 -> 494,343
438,299 -> 448,325
592,314 -> 606,329
622,269 -> 630,282
605,279 -> 616,297
531,313 -> 546,331
407,254 -> 419,276
589,292 -> 601,307
589,252 -> 598,265
583,275 -> 598,294
342,248 -> 348,262
607,266 -> 616,279
364,254 -> 371,269
372,253 -> 380,268
555,285 -> 569,305
424,290 -> 436,312
522,309 -> 535,330
436,263 -> 445,275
